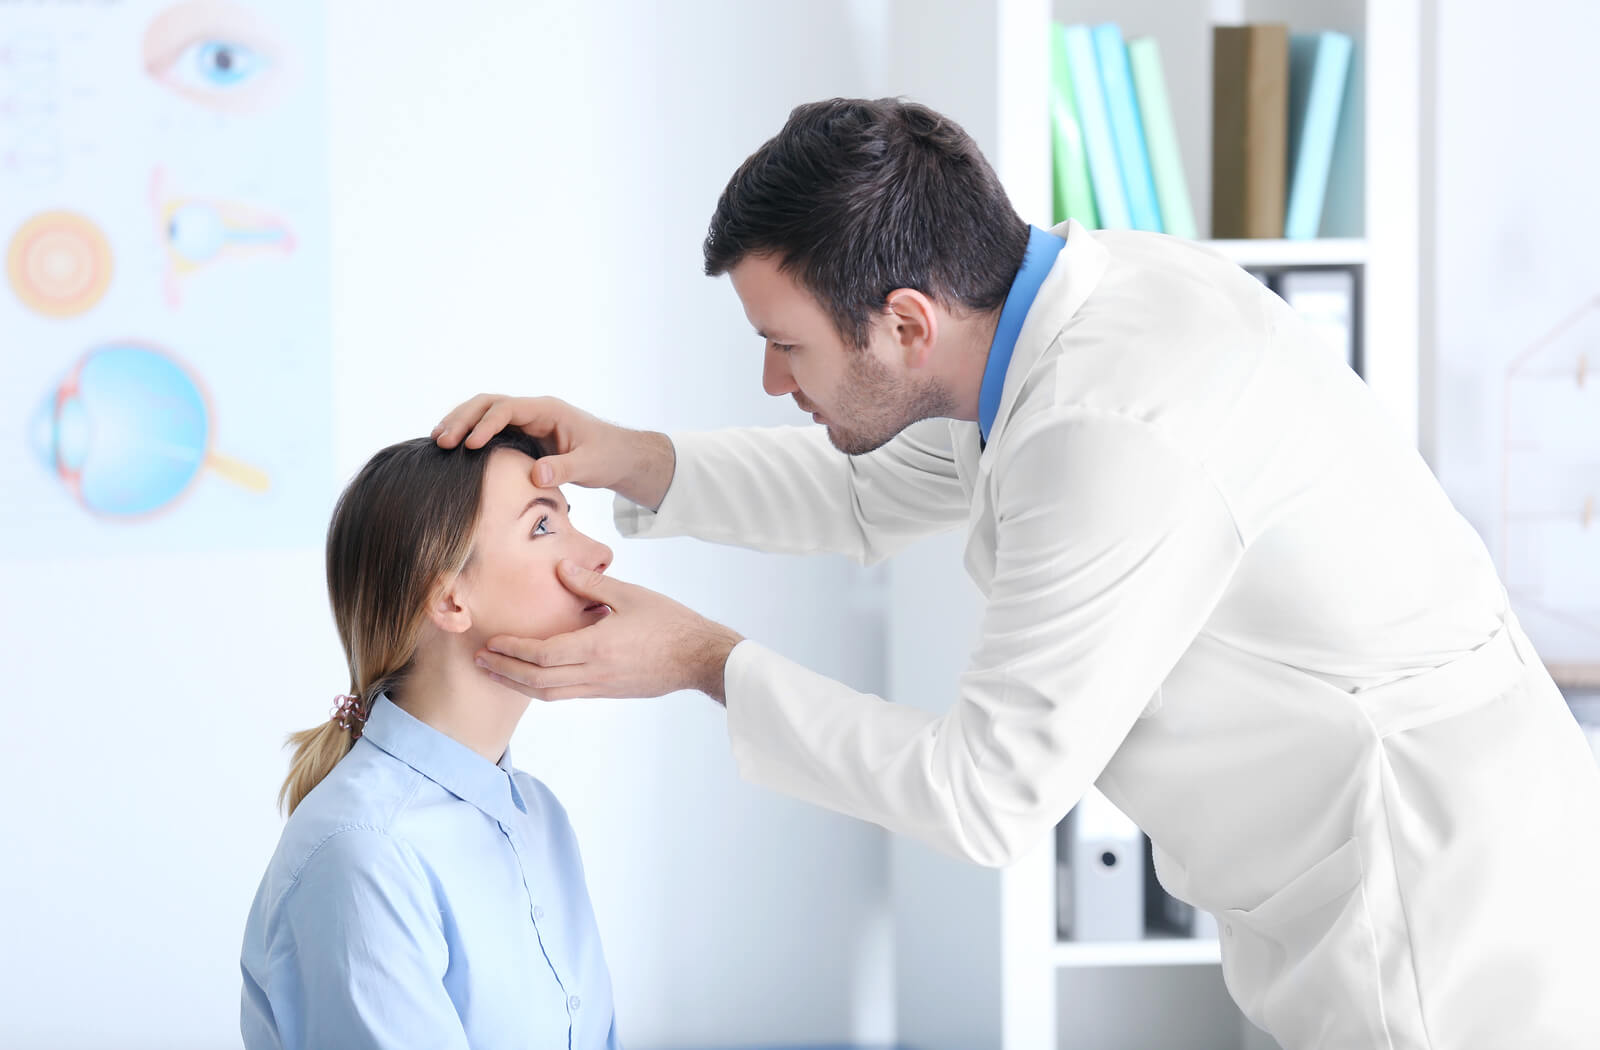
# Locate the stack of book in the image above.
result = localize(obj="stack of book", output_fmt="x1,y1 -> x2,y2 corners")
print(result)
1213,23 -> 1357,240
1051,21 -> 1359,242
1050,23 -> 1195,237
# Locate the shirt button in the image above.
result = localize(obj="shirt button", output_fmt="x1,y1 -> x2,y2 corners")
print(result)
568,995 -> 581,1011
1224,923 -> 1234,938
533,906 -> 545,920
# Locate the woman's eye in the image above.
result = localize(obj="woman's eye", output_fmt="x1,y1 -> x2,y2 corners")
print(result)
530,516 -> 551,538
770,341 -> 796,354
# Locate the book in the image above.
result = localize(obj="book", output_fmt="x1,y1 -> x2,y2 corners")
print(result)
1127,36 -> 1196,239
1061,24 -> 1131,229
1321,40 -> 1364,237
1049,23 -> 1099,227
1092,23 -> 1162,232
1285,31 -> 1355,239
1212,23 -> 1290,239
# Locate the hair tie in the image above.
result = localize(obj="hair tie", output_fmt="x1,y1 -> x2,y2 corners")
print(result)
331,693 -> 369,737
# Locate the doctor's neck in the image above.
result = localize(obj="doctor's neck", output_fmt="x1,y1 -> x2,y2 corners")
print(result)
390,639 -> 531,764
923,301 -> 1004,424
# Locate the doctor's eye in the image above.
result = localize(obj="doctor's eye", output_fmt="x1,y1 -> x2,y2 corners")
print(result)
143,0 -> 286,112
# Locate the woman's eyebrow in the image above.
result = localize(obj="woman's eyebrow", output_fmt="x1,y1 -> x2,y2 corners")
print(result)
518,495 -> 568,520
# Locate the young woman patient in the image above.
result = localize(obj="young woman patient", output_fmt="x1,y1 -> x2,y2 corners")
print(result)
241,430 -> 621,1049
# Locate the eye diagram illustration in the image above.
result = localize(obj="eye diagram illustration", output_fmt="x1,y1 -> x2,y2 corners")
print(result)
7,211 -> 114,318
29,342 -> 269,518
151,168 -> 295,306
142,0 -> 286,113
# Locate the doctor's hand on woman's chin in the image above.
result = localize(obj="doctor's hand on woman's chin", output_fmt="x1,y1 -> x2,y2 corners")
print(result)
475,559 -> 744,705
433,393 -> 677,513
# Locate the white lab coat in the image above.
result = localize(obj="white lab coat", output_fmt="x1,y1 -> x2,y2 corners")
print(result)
617,221 -> 1600,1048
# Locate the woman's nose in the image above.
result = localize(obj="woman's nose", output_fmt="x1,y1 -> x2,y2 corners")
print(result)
588,538 -> 614,576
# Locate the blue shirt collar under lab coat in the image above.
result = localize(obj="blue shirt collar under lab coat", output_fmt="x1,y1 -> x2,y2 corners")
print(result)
360,694 -> 529,824
978,225 -> 1068,443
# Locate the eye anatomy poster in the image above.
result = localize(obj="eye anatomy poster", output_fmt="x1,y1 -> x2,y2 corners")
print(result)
0,0 -> 328,553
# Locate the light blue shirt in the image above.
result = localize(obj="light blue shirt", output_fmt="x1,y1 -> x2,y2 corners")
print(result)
241,696 -> 620,1050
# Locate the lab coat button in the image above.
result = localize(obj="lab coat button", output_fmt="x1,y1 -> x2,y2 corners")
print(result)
533,906 -> 545,920
1224,923 -> 1233,937
569,995 -> 581,1011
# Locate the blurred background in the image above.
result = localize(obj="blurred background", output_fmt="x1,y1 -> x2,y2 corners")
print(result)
2,1 -> 1596,1049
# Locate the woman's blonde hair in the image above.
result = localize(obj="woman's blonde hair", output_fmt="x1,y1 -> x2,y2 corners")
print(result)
278,429 -> 543,815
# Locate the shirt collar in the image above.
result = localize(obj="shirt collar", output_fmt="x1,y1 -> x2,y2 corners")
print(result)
978,225 -> 1068,443
360,695 -> 528,825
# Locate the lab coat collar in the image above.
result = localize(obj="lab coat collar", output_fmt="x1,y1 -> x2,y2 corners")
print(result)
980,219 -> 1110,456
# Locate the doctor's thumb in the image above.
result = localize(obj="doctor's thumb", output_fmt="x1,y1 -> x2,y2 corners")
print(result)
532,452 -> 582,489
557,559 -> 617,601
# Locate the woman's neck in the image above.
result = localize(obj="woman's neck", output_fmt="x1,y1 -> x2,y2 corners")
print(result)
391,641 -> 532,764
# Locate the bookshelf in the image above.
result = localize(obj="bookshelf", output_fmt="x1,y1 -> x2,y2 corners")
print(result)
882,2 -> 1420,1049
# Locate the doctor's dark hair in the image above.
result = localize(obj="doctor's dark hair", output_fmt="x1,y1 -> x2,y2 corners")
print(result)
278,429 -> 544,815
703,97 -> 1030,349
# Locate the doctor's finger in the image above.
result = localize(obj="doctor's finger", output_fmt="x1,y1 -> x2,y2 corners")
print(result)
433,393 -> 501,448
482,632 -> 591,668
462,398 -> 522,450
477,651 -> 591,691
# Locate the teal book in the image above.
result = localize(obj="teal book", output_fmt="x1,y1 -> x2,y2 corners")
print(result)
1050,23 -> 1099,227
1092,23 -> 1161,232
1127,36 -> 1196,239
1285,31 -> 1354,239
1061,24 -> 1130,229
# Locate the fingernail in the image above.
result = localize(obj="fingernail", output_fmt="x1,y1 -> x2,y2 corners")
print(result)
562,561 -> 582,576
536,465 -> 551,485
475,657 -> 489,668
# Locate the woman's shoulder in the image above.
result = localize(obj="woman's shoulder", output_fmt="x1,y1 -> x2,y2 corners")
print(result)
270,741 -> 430,877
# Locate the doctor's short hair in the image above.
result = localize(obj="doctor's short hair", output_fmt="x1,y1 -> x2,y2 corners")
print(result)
703,97 -> 1030,349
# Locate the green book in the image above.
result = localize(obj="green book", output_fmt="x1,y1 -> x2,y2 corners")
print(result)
1049,23 -> 1099,227
1128,36 -> 1196,239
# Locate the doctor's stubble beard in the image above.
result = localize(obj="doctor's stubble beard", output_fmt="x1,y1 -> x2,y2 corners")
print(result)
815,343 -> 956,456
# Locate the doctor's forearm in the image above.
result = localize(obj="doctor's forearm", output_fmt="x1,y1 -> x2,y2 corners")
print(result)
611,429 -> 677,512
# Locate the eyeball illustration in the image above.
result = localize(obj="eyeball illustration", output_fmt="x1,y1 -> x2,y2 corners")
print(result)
151,167 -> 296,307
142,0 -> 287,112
30,342 -> 268,519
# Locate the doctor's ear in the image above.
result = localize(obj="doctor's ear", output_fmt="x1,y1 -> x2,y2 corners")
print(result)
424,576 -> 474,635
882,287 -> 939,368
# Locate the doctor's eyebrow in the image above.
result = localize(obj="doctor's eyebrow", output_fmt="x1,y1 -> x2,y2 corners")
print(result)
518,496 -> 569,520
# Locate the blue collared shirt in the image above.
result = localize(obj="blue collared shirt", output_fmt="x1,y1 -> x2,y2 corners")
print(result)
241,697 -> 620,1050
978,225 -> 1068,444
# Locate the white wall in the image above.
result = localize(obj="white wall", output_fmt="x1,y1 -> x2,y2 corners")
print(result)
1425,0 -> 1600,668
2,3 -> 899,1047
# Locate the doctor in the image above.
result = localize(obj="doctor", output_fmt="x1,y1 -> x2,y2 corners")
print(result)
436,98 -> 1600,1047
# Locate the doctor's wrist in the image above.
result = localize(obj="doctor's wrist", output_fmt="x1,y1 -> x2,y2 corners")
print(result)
688,622 -> 742,706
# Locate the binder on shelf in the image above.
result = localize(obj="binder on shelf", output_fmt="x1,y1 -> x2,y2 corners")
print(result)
1049,23 -> 1099,227
1092,23 -> 1162,232
1127,35 -> 1196,240
1279,267 -> 1356,368
1057,787 -> 1144,941
1212,23 -> 1290,239
1285,31 -> 1354,239
1060,24 -> 1131,230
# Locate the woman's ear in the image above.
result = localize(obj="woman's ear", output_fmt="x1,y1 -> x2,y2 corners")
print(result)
425,576 -> 474,635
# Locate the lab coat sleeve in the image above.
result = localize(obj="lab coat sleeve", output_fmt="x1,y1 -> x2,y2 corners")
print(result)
613,418 -> 967,564
723,409 -> 1245,866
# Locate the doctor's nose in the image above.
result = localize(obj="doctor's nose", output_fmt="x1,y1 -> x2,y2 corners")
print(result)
762,346 -> 797,397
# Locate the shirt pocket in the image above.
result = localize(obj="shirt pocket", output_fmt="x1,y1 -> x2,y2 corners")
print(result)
1217,837 -> 1385,1048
